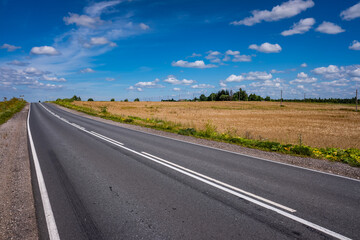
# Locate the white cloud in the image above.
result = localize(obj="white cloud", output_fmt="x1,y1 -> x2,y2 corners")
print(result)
205,51 -> 222,63
127,86 -> 143,91
225,71 -> 272,82
6,60 -> 29,66
84,0 -> 121,17
219,81 -> 227,87
225,74 -> 245,82
271,69 -> 285,73
233,54 -> 252,62
231,0 -> 314,26
297,72 -> 308,78
63,13 -> 103,28
225,50 -> 240,55
1,43 -> 21,52
24,67 -> 44,76
191,84 -> 215,89
313,65 -> 341,76
281,18 -> 315,36
172,60 -> 216,68
312,64 -> 360,81
80,68 -> 95,73
301,63 -> 307,67
320,80 -> 349,87
340,2 -> 360,21
173,88 -> 181,91
30,46 -> 60,56
43,75 -> 66,82
349,40 -> 360,50
164,76 -> 195,85
315,21 -> 345,34
139,23 -> 150,30
134,78 -> 164,88
250,78 -> 282,88
249,42 -> 282,53
90,37 -> 109,45
105,77 -> 115,81
290,76 -> 317,84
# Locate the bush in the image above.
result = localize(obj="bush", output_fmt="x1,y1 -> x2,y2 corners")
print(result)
124,99 -> 128,102
291,145 -> 312,156
124,118 -> 133,123
110,98 -> 115,101
134,98 -> 140,102
88,98 -> 94,101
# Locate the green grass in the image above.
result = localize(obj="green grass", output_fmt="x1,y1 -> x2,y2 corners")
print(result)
52,100 -> 360,167
0,98 -> 27,125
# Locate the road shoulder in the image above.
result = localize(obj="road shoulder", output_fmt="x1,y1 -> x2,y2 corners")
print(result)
52,103 -> 360,180
0,104 -> 38,240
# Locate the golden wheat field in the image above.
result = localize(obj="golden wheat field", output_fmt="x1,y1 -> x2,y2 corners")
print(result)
73,101 -> 360,149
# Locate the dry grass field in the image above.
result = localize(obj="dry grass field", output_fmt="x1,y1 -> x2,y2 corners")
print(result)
73,101 -> 360,149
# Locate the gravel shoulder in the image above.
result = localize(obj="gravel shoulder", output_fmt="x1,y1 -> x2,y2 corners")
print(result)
0,104 -> 38,240
53,103 -> 360,181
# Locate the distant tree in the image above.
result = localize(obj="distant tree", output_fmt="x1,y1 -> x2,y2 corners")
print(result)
134,98 -> 140,102
124,99 -> 128,102
265,96 -> 271,101
219,94 -> 230,101
207,93 -> 216,101
110,98 -> 115,101
87,98 -> 94,101
199,94 -> 207,101
239,88 -> 248,101
71,95 -> 81,101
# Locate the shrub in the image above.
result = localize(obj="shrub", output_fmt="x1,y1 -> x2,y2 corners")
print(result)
88,98 -> 94,101
124,99 -> 128,102
178,128 -> 197,136
124,118 -> 133,123
110,98 -> 115,101
134,98 -> 140,102
291,145 -> 312,156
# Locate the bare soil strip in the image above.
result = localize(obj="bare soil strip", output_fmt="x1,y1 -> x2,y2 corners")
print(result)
54,103 -> 360,180
0,104 -> 38,240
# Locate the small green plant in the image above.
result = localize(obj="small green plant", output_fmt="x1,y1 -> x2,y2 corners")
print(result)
100,106 -> 107,114
178,128 -> 197,136
0,98 -> 27,125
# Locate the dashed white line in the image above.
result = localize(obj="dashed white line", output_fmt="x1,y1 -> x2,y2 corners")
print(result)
28,104 -> 60,240
39,103 -> 351,240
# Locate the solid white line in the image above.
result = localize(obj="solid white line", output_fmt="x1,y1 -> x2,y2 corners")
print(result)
40,103 -> 351,239
141,151 -> 296,212
27,104 -> 60,240
90,131 -> 123,145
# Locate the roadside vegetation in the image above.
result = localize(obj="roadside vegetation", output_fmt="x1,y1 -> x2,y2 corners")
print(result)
53,97 -> 360,167
0,98 -> 27,125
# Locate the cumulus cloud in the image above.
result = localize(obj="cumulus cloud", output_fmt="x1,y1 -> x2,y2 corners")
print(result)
301,63 -> 308,67
315,21 -> 345,34
1,43 -> 21,52
249,42 -> 282,53
281,18 -> 315,36
191,84 -> 215,89
312,64 -> 360,81
63,13 -> 103,28
0,67 -> 63,89
188,53 -> 202,58
290,72 -> 317,84
349,40 -> 360,50
173,88 -> 181,91
30,46 -> 60,56
231,0 -> 314,26
250,78 -> 283,88
139,23 -> 150,30
43,75 -> 66,82
127,86 -> 143,91
134,78 -> 164,88
205,51 -> 222,63
219,81 -> 227,87
6,60 -> 29,66
225,71 -> 272,82
164,76 -> 195,85
80,68 -> 95,73
340,2 -> 360,21
172,60 -> 216,68
271,69 -> 285,73
222,50 -> 252,62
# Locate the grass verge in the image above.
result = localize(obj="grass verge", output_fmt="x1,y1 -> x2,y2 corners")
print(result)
0,98 -> 27,125
53,100 -> 360,167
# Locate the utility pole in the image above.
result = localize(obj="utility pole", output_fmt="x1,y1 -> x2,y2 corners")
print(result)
304,93 -> 306,101
280,90 -> 283,106
356,89 -> 358,112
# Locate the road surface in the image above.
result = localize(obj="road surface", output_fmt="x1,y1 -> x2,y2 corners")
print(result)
28,103 -> 360,239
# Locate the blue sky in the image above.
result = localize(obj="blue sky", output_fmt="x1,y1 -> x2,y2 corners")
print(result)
1,0 -> 360,102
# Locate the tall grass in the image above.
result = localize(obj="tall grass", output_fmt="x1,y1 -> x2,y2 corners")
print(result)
53,100 -> 360,167
0,98 -> 27,125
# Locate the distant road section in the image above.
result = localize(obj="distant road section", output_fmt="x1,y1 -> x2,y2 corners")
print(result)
28,102 -> 359,239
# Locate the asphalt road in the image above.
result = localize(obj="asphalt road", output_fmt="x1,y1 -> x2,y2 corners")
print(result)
28,102 -> 360,240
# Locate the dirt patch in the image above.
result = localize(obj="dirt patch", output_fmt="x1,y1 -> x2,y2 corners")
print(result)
53,103 -> 360,180
0,104 -> 38,240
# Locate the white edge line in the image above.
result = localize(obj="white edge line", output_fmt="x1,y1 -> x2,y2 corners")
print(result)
41,103 -> 351,239
27,103 -> 60,240
141,151 -> 296,213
